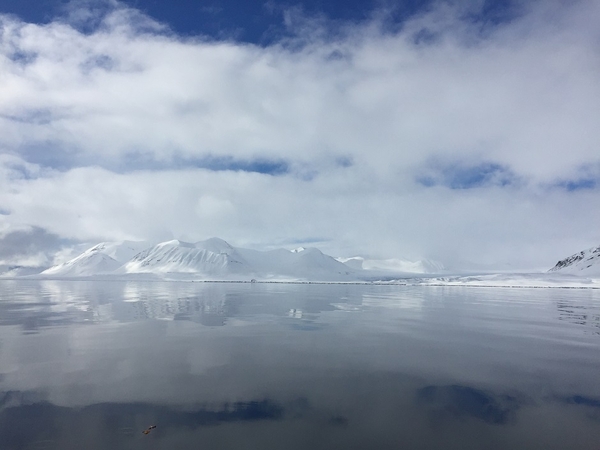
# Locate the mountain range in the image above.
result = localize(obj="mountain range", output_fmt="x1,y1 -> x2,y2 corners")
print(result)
3,238 -> 599,281
38,238 -> 380,281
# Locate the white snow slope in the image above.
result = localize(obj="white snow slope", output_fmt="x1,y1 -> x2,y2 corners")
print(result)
120,238 -> 253,276
41,241 -> 150,276
548,245 -> 600,276
42,238 -> 357,281
42,250 -> 121,276
122,238 -> 355,280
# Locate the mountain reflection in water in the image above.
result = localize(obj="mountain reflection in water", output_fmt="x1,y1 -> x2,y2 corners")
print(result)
0,281 -> 599,449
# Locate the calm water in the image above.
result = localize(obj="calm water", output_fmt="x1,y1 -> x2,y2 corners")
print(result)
1,280 -> 600,450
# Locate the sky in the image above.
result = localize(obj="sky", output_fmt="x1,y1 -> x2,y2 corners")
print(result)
0,0 -> 599,271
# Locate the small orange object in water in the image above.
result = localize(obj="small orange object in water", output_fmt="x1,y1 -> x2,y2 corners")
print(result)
142,425 -> 157,435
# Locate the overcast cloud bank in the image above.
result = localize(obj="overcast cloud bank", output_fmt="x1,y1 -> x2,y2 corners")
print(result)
0,0 -> 599,270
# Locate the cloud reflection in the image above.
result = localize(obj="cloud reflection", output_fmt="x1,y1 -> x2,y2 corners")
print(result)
0,396 -> 287,449
416,385 -> 522,425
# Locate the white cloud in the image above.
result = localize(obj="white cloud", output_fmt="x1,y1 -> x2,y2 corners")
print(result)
0,0 -> 599,269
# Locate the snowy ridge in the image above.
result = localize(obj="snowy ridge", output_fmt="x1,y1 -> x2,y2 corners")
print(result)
41,238 -> 356,280
41,240 -> 150,276
86,241 -> 151,263
237,247 -> 354,280
121,239 -> 252,276
122,239 -> 355,280
42,250 -> 121,276
549,246 -> 600,276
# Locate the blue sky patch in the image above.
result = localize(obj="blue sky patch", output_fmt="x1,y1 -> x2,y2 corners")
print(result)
464,0 -> 522,28
556,178 -> 598,192
335,156 -> 353,168
18,142 -> 77,171
412,27 -> 439,46
0,0 -> 524,45
80,54 -> 115,73
16,145 -> 290,176
418,161 -> 518,189
553,163 -> 600,191
198,155 -> 290,175
121,152 -> 290,176
1,109 -> 56,125
6,49 -> 38,65
62,0 -> 123,35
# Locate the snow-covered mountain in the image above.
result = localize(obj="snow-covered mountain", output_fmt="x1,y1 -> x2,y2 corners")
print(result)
31,238 -> 600,283
42,241 -> 149,276
41,238 -> 357,281
121,238 -> 355,280
549,245 -> 600,276
120,238 -> 253,276
38,237 -> 459,281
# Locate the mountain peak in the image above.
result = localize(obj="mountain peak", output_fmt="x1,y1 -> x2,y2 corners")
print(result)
42,251 -> 120,276
195,237 -> 234,254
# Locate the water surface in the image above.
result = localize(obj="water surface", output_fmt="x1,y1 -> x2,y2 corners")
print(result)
0,280 -> 599,449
